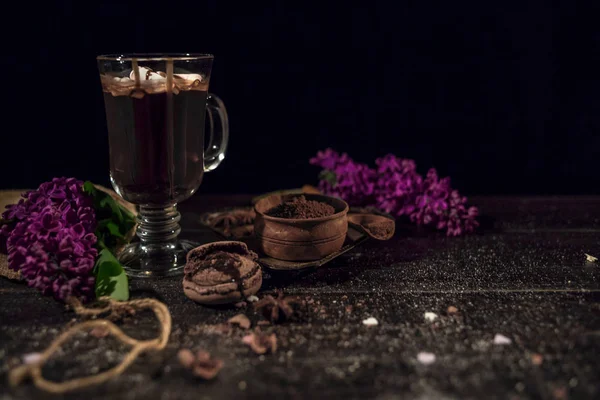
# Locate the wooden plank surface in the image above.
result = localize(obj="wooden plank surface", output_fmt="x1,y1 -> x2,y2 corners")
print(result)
1,196 -> 599,399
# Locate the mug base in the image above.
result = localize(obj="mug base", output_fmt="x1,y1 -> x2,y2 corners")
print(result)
118,239 -> 198,278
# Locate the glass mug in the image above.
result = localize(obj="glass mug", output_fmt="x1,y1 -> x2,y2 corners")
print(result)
97,54 -> 228,277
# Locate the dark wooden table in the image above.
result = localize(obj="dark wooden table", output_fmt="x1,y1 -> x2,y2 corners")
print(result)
1,196 -> 599,399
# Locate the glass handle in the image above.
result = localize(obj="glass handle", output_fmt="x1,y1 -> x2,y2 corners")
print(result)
204,93 -> 229,172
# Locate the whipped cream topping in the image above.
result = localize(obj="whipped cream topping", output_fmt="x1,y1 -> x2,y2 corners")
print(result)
101,66 -> 207,97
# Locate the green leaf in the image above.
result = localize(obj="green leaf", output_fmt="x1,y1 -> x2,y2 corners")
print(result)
106,221 -> 124,238
121,207 -> 136,222
123,218 -> 136,233
99,195 -> 124,223
319,170 -> 338,186
94,249 -> 129,301
84,182 -> 137,254
0,218 -> 13,227
83,181 -> 97,196
97,239 -> 108,251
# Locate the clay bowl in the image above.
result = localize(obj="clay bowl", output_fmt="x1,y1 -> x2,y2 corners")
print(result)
254,194 -> 349,261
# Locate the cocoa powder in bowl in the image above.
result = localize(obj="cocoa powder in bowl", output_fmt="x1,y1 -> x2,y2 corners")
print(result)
265,195 -> 335,219
364,222 -> 394,238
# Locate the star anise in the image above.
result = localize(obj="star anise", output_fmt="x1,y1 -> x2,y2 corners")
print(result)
207,209 -> 256,236
253,290 -> 305,323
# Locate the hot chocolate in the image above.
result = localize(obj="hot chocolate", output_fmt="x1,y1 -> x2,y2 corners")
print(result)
101,68 -> 208,205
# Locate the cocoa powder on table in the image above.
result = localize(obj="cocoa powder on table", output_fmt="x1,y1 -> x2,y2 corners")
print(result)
265,196 -> 335,219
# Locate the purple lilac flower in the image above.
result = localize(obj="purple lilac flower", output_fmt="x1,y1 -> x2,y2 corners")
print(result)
374,154 -> 422,217
310,149 -> 377,206
311,149 -> 479,236
1,177 -> 98,302
411,168 -> 479,236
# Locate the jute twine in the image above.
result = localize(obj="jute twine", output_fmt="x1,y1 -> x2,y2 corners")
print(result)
8,296 -> 171,394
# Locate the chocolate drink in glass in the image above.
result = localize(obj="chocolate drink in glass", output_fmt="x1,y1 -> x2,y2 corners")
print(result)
97,54 -> 229,277
102,69 -> 208,204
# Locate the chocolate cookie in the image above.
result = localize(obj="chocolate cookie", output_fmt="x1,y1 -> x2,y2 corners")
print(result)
183,241 -> 262,305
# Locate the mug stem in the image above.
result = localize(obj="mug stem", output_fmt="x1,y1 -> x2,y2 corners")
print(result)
118,204 -> 196,277
137,205 -> 181,244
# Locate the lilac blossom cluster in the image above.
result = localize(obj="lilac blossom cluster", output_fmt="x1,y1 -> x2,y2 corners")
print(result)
1,178 -> 98,302
310,149 -> 479,236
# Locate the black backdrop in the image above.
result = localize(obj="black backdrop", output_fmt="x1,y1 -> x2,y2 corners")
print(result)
2,1 -> 599,195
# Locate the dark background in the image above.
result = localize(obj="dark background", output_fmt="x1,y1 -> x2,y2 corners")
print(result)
2,1 -> 599,196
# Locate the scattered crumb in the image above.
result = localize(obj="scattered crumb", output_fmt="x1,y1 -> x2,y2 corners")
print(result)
493,333 -> 512,345
569,377 -> 578,387
447,306 -> 459,314
424,312 -> 438,322
242,332 -> 277,354
177,349 -> 223,380
22,352 -> 42,365
89,326 -> 110,338
515,382 -> 525,392
177,349 -> 195,368
417,352 -> 436,365
531,353 -> 543,366
585,253 -> 598,262
238,381 -> 247,391
341,295 -> 348,300
362,317 -> 378,326
247,295 -> 259,303
228,314 -> 251,329
552,386 -> 567,400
